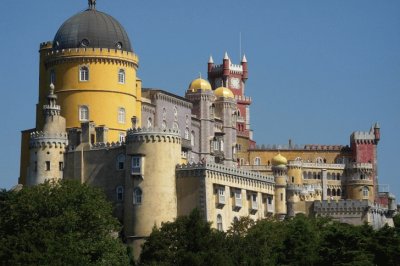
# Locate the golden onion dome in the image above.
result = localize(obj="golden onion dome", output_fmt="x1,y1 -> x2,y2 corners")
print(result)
214,86 -> 234,99
272,153 -> 288,166
188,78 -> 212,92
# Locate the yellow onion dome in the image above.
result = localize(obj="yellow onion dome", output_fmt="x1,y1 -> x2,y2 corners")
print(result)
188,78 -> 212,92
272,153 -> 288,166
214,86 -> 234,99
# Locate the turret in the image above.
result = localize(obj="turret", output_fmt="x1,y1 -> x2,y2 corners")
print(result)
27,84 -> 68,186
208,55 -> 214,73
241,54 -> 248,81
223,52 -> 230,78
374,122 -> 380,143
272,153 -> 287,220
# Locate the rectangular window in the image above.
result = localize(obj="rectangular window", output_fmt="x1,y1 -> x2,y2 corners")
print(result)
217,187 -> 225,205
34,161 -> 37,172
46,161 -> 51,171
59,162 -> 64,171
280,193 -> 283,201
267,196 -> 272,205
119,133 -> 125,142
131,156 -> 143,176
234,190 -> 242,208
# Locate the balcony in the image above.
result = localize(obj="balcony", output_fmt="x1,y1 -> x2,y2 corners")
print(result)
131,166 -> 142,176
181,139 -> 192,150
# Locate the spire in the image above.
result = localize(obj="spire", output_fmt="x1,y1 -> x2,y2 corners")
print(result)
224,52 -> 230,60
88,0 -> 96,10
208,55 -> 214,64
43,83 -> 61,117
241,54 -> 247,63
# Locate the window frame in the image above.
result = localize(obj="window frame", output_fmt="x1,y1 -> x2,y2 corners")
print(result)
79,105 -> 89,121
118,69 -> 126,84
79,65 -> 89,82
116,186 -> 124,201
118,107 -> 126,124
133,187 -> 142,205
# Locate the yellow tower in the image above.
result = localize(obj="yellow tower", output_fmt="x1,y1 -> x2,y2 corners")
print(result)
272,153 -> 288,220
20,2 -> 141,184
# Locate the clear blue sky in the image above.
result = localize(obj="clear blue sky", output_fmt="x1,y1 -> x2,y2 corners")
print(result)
0,0 -> 399,197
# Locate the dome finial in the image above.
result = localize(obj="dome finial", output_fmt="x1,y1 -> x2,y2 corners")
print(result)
88,0 -> 96,10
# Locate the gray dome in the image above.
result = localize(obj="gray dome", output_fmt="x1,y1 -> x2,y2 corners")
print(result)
53,9 -> 133,52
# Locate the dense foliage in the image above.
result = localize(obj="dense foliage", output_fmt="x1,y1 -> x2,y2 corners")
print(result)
140,211 -> 400,266
0,180 -> 129,266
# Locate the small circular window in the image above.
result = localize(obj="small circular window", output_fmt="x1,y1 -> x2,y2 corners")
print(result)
80,39 -> 90,47
116,42 -> 122,49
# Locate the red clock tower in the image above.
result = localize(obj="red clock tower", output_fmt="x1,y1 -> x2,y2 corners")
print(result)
207,52 -> 254,146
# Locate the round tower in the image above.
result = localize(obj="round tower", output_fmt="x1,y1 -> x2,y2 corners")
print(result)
287,160 -> 303,216
36,2 -> 141,142
28,84 -> 68,186
272,153 -> 288,220
214,86 -> 237,167
124,127 -> 181,258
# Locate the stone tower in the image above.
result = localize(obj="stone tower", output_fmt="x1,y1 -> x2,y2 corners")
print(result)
124,127 -> 181,258
348,123 -> 380,202
207,53 -> 252,140
27,84 -> 68,186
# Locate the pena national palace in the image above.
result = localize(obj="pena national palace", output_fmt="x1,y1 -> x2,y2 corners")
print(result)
18,1 -> 397,257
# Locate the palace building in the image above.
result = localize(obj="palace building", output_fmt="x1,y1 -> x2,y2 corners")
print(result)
19,2 -> 397,257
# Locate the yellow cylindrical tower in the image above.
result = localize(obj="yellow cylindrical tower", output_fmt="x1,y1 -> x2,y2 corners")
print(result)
124,128 -> 181,258
36,7 -> 141,142
272,154 -> 287,220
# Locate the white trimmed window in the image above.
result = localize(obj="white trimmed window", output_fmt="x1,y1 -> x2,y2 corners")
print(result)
184,127 -> 189,139
363,187 -> 369,198
216,214 -> 223,231
147,117 -> 152,128
254,157 -> 261,166
118,108 -> 126,124
79,66 -> 89,81
116,186 -> 124,201
119,133 -> 125,143
133,187 -> 142,205
118,69 -> 126,84
79,105 -> 89,121
191,131 -> 195,146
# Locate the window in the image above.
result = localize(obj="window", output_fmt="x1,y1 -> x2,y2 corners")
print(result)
267,196 -> 273,205
133,187 -> 142,204
79,105 -> 89,121
116,154 -> 125,170
217,214 -> 223,231
46,161 -> 50,171
118,108 -> 126,124
291,176 -> 294,183
280,193 -> 283,201
234,190 -> 242,208
173,122 -> 179,131
254,157 -> 261,166
79,66 -> 89,81
162,120 -> 167,130
59,162 -> 64,171
147,117 -> 152,128
363,187 -> 369,198
34,161 -> 37,172
131,156 -> 142,175
217,187 -> 225,205
116,186 -> 124,201
191,131 -> 195,146
118,69 -> 125,84
173,106 -> 178,120
119,133 -> 125,142
184,127 -> 189,139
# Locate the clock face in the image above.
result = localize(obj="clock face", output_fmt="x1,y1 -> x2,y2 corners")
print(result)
230,77 -> 241,89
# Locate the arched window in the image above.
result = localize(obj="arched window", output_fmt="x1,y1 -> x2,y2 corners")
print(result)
217,214 -> 223,231
118,69 -> 125,84
332,189 -> 337,196
79,66 -> 89,81
119,132 -> 125,143
336,173 -> 340,180
303,171 -> 307,179
254,157 -> 261,166
191,131 -> 195,146
147,117 -> 152,128
363,187 -> 369,198
337,189 -> 341,197
291,176 -> 295,183
173,122 -> 179,130
327,188 -> 331,196
79,105 -> 89,121
133,188 -> 142,205
118,108 -> 126,124
184,127 -> 189,139
116,186 -> 124,201
174,106 -> 178,121
316,157 -> 323,163
162,120 -> 167,130
162,108 -> 167,120
327,173 -> 331,180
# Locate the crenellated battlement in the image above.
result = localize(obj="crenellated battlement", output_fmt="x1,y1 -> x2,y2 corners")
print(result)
351,131 -> 375,142
29,131 -> 68,148
176,162 -> 275,183
42,47 -> 139,68
126,127 -> 181,144
91,141 -> 125,150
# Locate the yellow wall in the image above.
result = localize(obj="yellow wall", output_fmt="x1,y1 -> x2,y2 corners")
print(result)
37,47 -> 141,140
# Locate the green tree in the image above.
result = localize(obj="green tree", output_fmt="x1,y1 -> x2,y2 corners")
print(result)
0,180 -> 129,266
139,209 -> 231,266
